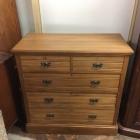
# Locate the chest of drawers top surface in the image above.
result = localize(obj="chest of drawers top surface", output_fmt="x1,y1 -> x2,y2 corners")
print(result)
11,33 -> 133,54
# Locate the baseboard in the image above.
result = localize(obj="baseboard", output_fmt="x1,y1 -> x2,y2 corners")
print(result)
26,123 -> 118,135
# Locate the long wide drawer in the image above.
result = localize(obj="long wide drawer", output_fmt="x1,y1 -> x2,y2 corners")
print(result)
27,92 -> 116,109
20,56 -> 70,72
24,74 -> 120,92
73,56 -> 124,73
29,109 -> 115,125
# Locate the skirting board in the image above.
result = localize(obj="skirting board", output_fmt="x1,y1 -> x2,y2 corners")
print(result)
26,123 -> 118,135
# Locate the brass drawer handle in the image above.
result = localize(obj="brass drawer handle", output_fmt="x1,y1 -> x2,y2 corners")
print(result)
42,80 -> 52,85
93,63 -> 103,69
41,62 -> 51,67
45,98 -> 53,103
89,99 -> 99,104
88,115 -> 97,119
46,114 -> 54,119
91,81 -> 100,86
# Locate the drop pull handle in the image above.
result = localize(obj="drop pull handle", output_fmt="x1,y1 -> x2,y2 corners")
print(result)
88,115 -> 97,119
89,99 -> 99,104
93,63 -> 103,69
45,98 -> 53,103
91,81 -> 100,87
46,114 -> 54,119
42,80 -> 52,85
41,62 -> 51,67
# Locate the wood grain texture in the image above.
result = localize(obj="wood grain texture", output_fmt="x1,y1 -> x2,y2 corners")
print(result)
28,103 -> 116,110
24,74 -> 120,88
27,92 -> 116,109
25,86 -> 119,93
0,52 -> 12,65
26,123 -> 118,135
73,62 -> 123,68
20,56 -> 70,60
119,35 -> 140,138
0,0 -> 22,132
118,122 -> 140,138
15,55 -> 30,122
21,60 -> 70,72
29,109 -> 114,125
113,56 -> 130,124
0,55 -> 22,131
27,92 -> 116,104
30,110 -> 114,125
73,56 -> 124,62
121,35 -> 140,128
0,0 -> 21,53
12,34 -> 133,135
11,34 -> 133,54
130,73 -> 140,127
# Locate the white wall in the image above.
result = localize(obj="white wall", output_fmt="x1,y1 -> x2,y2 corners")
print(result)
15,0 -> 135,41
40,0 -> 135,41
15,0 -> 35,37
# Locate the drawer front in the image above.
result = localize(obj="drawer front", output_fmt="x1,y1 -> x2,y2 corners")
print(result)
24,74 -> 120,91
29,109 -> 114,125
20,56 -> 70,72
20,56 -> 70,61
25,86 -> 118,93
73,57 -> 124,62
73,57 -> 123,73
27,92 -> 116,109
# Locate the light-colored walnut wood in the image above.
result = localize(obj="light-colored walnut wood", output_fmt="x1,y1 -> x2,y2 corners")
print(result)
26,123 -> 118,135
29,109 -> 114,125
24,74 -> 120,88
73,57 -> 124,62
73,62 -> 123,68
72,68 -> 122,74
113,56 -> 130,124
12,34 -> 133,135
28,103 -> 116,110
21,60 -> 70,72
24,73 -> 71,77
15,55 -> 31,122
11,34 -> 133,54
73,62 -> 123,73
20,56 -> 70,61
27,92 -> 116,109
25,86 -> 119,93
31,120 -> 113,125
27,93 -> 116,103
29,108 -> 115,114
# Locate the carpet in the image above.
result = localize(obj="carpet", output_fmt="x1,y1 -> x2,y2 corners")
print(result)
0,110 -> 8,140
8,134 -> 35,140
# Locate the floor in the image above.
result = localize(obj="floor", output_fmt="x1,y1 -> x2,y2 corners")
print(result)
8,120 -> 140,140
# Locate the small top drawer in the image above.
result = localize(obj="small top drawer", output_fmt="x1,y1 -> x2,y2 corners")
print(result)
20,56 -> 70,72
73,57 -> 124,73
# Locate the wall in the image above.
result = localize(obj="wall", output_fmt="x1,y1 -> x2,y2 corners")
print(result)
40,0 -> 135,41
14,0 -> 140,95
15,0 -> 35,37
15,0 -> 135,41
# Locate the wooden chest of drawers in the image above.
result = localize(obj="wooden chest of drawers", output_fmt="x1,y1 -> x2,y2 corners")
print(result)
11,34 -> 133,135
